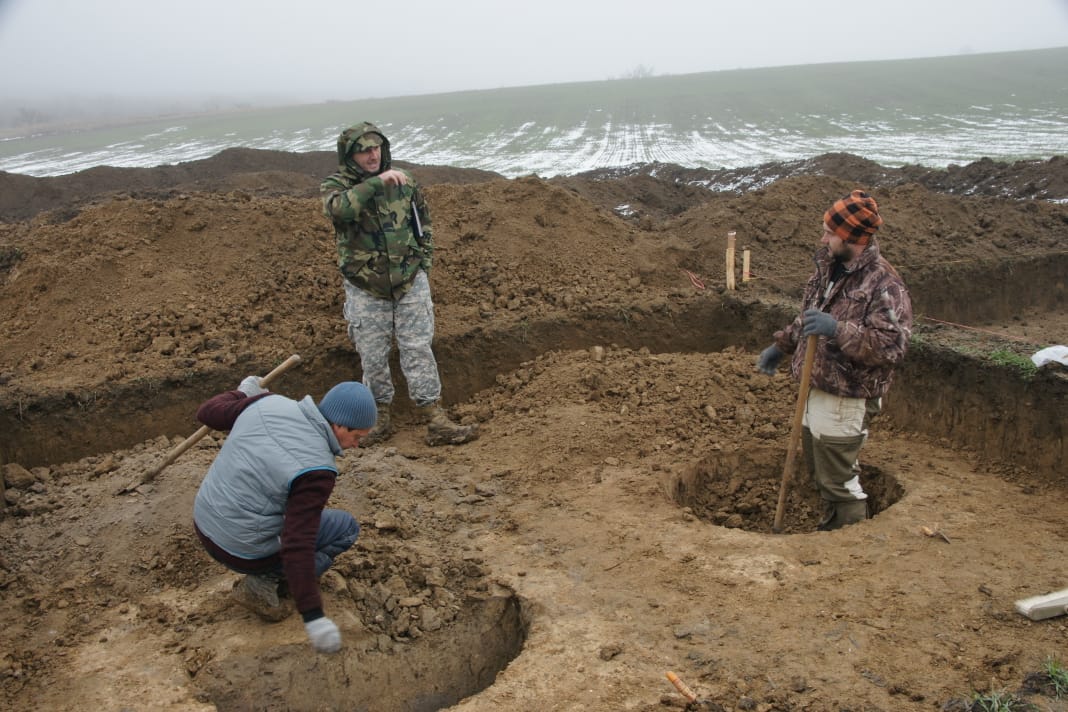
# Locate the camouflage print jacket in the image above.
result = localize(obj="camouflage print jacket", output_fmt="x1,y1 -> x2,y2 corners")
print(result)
320,122 -> 433,301
773,238 -> 913,399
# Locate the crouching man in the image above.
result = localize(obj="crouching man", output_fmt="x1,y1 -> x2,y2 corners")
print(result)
192,377 -> 376,653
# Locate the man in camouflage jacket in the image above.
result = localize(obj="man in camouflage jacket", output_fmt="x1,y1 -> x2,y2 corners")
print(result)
320,121 -> 477,446
757,190 -> 912,529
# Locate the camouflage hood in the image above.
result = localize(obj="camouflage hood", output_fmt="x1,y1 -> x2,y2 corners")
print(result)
335,121 -> 392,182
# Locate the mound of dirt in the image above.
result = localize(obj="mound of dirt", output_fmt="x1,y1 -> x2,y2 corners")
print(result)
3,158 -> 1066,398
1,150 -> 1067,712
561,153 -> 1068,204
0,147 -> 504,222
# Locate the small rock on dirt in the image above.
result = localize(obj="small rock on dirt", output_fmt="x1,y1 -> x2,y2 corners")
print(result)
598,643 -> 623,660
2,463 -> 35,490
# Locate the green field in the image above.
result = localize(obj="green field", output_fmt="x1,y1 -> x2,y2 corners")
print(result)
2,47 -> 1066,177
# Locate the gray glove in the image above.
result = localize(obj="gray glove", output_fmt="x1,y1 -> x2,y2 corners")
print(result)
756,345 -> 783,375
304,616 -> 341,653
802,309 -> 837,338
237,375 -> 267,397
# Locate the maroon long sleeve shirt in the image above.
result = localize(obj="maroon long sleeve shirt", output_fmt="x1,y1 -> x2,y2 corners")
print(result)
194,389 -> 335,620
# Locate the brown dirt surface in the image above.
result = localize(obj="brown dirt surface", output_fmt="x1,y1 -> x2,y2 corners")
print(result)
1,150 -> 1068,712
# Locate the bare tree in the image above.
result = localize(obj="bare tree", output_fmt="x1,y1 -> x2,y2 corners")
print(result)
624,64 -> 656,79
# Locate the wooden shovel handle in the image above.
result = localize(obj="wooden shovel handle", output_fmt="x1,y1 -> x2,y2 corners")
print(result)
772,335 -> 818,532
136,354 -> 302,486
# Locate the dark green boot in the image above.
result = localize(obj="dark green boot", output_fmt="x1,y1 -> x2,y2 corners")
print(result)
817,499 -> 869,531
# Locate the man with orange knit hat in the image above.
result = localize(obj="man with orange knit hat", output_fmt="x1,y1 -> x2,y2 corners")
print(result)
756,190 -> 913,530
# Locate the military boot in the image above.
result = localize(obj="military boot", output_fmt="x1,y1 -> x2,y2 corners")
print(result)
359,403 -> 394,447
230,572 -> 292,622
418,401 -> 479,446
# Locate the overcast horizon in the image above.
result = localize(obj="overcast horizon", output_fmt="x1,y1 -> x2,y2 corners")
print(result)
2,0 -> 1068,108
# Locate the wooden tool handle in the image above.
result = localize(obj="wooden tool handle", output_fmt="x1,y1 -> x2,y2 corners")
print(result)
131,354 -> 303,489
772,335 -> 817,532
259,353 -> 303,388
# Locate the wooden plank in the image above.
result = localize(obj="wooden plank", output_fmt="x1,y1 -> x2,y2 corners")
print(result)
1014,588 -> 1068,621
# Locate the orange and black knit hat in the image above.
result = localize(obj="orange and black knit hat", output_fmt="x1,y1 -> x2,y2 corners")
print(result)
823,190 -> 883,245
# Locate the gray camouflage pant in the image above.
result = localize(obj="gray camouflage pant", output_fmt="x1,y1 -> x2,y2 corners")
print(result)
342,270 -> 441,406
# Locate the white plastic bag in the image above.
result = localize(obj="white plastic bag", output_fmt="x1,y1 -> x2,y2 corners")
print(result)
1031,345 -> 1068,367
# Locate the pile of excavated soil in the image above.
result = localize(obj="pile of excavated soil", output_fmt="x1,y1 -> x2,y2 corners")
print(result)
1,151 -> 1067,712
3,158 -> 1066,396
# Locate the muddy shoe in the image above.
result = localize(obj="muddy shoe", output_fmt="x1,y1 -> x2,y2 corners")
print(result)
358,404 -> 394,447
230,574 -> 293,622
419,402 -> 479,446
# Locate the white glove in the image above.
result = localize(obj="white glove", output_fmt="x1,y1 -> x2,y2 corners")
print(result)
237,375 -> 267,397
305,617 -> 341,653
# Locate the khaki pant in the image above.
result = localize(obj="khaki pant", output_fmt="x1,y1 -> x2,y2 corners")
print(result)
802,388 -> 880,507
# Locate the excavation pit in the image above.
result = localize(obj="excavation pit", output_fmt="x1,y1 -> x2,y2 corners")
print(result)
197,593 -> 526,712
666,447 -> 905,534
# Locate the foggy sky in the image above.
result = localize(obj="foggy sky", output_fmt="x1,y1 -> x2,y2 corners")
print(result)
2,0 -> 1068,105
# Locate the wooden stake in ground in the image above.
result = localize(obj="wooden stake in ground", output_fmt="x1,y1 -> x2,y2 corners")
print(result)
117,353 -> 303,494
772,335 -> 818,533
725,231 -> 737,291
742,247 -> 751,283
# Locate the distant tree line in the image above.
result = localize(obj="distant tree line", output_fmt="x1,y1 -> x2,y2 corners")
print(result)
611,64 -> 658,80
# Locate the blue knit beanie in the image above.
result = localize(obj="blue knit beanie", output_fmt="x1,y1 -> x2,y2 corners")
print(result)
317,382 -> 377,430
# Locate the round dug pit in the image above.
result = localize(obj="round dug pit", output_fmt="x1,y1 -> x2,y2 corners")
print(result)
197,593 -> 526,712
666,447 -> 904,534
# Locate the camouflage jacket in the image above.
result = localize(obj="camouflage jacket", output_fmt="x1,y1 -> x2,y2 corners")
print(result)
773,238 -> 913,399
320,121 -> 433,300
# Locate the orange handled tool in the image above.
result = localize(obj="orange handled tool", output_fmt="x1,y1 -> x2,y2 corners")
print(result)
665,671 -> 697,703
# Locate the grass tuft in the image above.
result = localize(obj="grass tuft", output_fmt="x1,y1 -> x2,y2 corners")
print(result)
987,348 -> 1038,378
969,689 -> 1036,712
1043,656 -> 1068,698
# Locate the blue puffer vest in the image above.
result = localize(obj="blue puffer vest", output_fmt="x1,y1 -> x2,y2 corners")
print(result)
193,395 -> 342,559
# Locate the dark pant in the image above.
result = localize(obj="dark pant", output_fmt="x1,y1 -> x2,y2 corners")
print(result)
313,509 -> 360,576
195,508 -> 359,577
